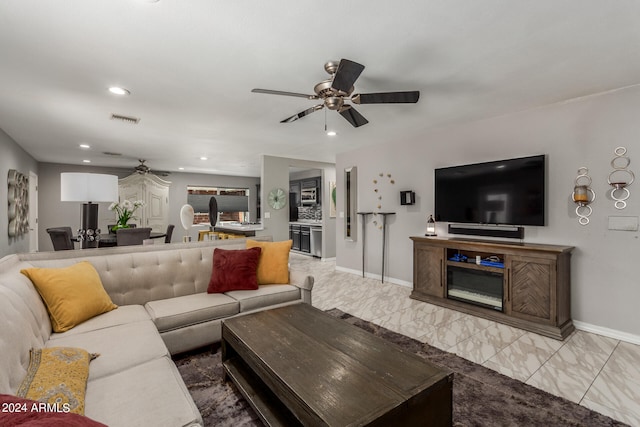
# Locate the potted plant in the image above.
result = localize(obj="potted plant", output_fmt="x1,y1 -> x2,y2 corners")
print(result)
109,200 -> 144,232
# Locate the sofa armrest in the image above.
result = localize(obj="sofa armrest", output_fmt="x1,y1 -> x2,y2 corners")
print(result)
289,270 -> 314,304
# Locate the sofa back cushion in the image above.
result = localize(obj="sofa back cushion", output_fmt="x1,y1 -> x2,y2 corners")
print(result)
0,257 -> 52,394
96,248 -> 216,305
18,238 -> 274,306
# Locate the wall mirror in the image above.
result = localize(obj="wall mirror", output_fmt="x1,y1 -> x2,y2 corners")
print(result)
344,166 -> 357,241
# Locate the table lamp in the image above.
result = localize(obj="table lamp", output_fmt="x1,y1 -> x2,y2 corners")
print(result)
426,214 -> 437,236
61,173 -> 118,248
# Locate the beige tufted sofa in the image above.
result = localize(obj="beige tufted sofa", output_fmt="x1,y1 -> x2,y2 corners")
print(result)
0,237 -> 314,426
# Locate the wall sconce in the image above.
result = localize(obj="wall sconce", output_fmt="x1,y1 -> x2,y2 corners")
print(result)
426,214 -> 436,236
572,167 -> 595,225
400,190 -> 415,205
61,173 -> 118,248
608,147 -> 634,209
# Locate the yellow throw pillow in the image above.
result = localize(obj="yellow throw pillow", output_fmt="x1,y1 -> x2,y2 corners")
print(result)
16,347 -> 98,415
246,239 -> 292,285
21,261 -> 117,332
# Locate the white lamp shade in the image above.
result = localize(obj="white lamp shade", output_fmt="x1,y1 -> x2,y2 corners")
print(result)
61,173 -> 119,202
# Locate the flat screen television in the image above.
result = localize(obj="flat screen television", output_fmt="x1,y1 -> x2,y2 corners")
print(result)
434,155 -> 546,226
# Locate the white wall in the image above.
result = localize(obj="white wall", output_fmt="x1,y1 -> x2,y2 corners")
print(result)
0,129 -> 39,257
336,85 -> 640,339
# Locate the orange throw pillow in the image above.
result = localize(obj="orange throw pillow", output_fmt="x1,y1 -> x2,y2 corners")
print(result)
21,262 -> 117,332
246,239 -> 292,285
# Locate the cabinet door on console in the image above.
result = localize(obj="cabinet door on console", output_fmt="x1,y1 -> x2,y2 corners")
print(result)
413,243 -> 445,298
505,255 -> 556,325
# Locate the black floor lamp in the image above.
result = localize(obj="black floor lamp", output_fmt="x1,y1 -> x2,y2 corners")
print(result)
61,173 -> 118,249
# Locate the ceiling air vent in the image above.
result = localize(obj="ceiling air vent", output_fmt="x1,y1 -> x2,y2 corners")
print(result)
110,113 -> 140,124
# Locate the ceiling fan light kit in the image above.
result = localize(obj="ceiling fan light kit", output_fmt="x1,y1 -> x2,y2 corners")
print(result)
252,58 -> 420,128
108,86 -> 130,96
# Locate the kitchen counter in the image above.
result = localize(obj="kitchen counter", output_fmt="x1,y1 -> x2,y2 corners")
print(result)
289,221 -> 323,227
214,222 -> 264,237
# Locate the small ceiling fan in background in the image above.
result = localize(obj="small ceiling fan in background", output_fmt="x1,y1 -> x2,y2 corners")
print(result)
133,159 -> 171,177
252,59 -> 420,128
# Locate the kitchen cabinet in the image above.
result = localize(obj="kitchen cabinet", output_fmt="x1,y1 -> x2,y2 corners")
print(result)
289,224 -> 301,251
290,177 -> 321,206
290,222 -> 320,255
300,226 -> 311,253
301,178 -> 318,189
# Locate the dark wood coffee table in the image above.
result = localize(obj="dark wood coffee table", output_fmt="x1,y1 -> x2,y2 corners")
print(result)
221,304 -> 453,426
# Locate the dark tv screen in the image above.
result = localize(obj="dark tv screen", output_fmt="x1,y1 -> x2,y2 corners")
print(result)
434,155 -> 546,226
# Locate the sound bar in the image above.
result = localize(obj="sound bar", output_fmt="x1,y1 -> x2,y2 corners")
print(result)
448,224 -> 524,239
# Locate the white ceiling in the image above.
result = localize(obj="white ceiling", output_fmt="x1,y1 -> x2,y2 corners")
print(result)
1,1 -> 639,177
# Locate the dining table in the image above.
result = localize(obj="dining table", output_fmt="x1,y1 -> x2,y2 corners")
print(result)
97,232 -> 167,247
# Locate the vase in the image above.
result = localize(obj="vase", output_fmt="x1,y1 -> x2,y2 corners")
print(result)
111,223 -> 130,232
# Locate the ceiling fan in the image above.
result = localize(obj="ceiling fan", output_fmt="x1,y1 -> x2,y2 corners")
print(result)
133,159 -> 170,177
252,59 -> 420,128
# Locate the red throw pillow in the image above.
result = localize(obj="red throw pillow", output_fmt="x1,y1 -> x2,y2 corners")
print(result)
0,394 -> 107,426
207,247 -> 262,293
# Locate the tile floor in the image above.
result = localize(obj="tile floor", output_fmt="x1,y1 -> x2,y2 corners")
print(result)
290,253 -> 640,426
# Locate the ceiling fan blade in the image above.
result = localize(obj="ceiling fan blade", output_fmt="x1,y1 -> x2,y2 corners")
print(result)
352,91 -> 420,104
280,105 -> 324,123
338,105 -> 369,127
331,59 -> 365,93
252,88 -> 318,100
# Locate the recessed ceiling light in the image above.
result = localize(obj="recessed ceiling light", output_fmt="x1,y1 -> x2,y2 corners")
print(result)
82,159 -> 91,163
108,87 -> 130,96
200,157 -> 208,161
178,167 -> 185,170
79,144 -> 90,149
326,131 -> 337,136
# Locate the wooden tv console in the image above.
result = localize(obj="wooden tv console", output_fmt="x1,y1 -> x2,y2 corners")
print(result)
410,236 -> 574,340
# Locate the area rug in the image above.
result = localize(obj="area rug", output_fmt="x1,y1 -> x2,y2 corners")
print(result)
173,309 -> 627,427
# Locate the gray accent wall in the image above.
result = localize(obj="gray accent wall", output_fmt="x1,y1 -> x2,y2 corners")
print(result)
262,155 -> 336,258
0,129 -> 38,258
336,85 -> 640,339
37,163 -> 259,251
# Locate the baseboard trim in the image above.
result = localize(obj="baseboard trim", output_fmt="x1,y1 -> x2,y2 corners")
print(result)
572,320 -> 640,346
334,266 -> 412,288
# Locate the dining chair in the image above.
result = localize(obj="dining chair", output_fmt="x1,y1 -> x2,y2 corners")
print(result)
164,224 -> 175,243
46,227 -> 75,251
116,227 -> 152,246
